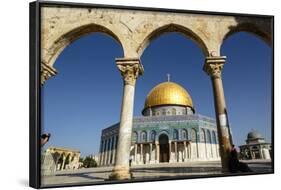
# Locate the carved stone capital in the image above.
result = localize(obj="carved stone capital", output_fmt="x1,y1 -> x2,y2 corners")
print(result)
116,58 -> 144,86
41,62 -> 57,86
203,56 -> 226,79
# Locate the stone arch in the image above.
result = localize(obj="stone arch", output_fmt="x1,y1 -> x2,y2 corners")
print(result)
200,128 -> 208,159
200,128 -> 206,142
173,129 -> 179,140
206,129 -> 213,158
137,23 -> 209,57
132,131 -> 138,142
45,23 -> 125,69
158,133 -> 170,162
222,22 -> 271,48
141,131 -> 147,142
159,133 -> 169,143
207,129 -> 212,143
212,131 -> 217,144
181,129 -> 188,140
191,128 -> 197,142
150,130 -> 156,141
157,130 -> 170,140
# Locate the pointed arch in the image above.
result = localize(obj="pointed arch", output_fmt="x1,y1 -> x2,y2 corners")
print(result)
137,23 -> 209,57
45,23 -> 125,68
222,22 -> 272,47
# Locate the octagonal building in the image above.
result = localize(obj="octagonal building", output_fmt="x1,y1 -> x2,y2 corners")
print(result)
98,80 -> 220,166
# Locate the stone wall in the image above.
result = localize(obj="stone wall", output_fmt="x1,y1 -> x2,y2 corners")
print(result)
41,6 -> 272,84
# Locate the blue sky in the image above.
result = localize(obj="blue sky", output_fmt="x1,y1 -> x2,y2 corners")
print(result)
42,31 -> 272,157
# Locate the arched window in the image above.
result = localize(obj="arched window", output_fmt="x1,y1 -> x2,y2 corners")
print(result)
132,132 -> 138,143
141,131 -> 147,142
172,108 -> 176,115
191,128 -> 197,142
150,130 -> 156,141
212,131 -> 217,144
200,129 -> 206,143
182,129 -> 188,140
207,130 -> 212,143
173,129 -> 179,140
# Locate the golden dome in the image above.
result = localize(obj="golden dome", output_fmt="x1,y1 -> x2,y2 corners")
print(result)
144,81 -> 193,110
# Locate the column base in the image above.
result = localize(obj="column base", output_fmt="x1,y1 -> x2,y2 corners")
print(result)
109,166 -> 132,180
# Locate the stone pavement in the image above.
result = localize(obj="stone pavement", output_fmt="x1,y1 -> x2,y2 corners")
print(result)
41,160 -> 273,187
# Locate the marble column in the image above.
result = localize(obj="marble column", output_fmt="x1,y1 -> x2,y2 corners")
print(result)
150,143 -> 153,163
189,143 -> 192,159
140,143 -> 143,164
109,58 -> 144,180
61,156 -> 66,170
112,136 -> 117,164
259,145 -> 263,159
107,138 -> 112,165
174,142 -> 178,162
134,144 -> 138,164
156,142 -> 160,163
203,56 -> 232,172
110,137 -> 115,164
184,141 -> 188,162
169,141 -> 172,162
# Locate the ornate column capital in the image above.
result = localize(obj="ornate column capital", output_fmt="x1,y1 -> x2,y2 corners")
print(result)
116,58 -> 144,86
203,56 -> 226,79
41,62 -> 57,86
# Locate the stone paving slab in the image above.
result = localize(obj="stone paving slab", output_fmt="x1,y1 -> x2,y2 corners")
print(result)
41,160 -> 273,187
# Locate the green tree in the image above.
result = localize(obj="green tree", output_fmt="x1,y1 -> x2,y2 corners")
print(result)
83,156 -> 97,168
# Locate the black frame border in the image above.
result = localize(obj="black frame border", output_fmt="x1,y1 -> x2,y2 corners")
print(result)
29,1 -> 274,189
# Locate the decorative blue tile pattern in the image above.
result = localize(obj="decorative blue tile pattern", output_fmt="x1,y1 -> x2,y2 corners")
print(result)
101,114 -> 219,144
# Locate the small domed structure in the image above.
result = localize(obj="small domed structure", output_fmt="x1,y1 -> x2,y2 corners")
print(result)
239,130 -> 271,160
246,130 -> 265,144
247,131 -> 263,140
